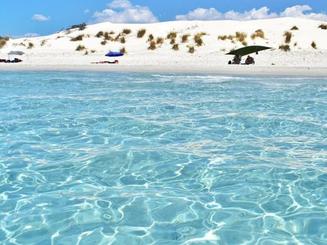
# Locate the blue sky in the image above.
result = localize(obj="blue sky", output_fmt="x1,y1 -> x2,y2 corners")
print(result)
1,0 -> 326,36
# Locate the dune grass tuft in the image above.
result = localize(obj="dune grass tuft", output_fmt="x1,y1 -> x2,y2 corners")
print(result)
167,32 -> 177,39
218,35 -> 232,41
76,44 -> 86,51
148,34 -> 154,42
103,32 -> 113,41
137,29 -> 146,38
156,37 -> 164,45
75,44 -> 86,51
96,31 -> 104,38
122,29 -> 131,35
194,33 -> 205,46
235,32 -> 247,43
181,34 -> 190,43
27,42 -> 34,49
188,46 -> 195,54
172,44 -> 179,51
219,32 -> 246,44
114,34 -> 121,42
284,31 -> 292,44
311,41 -> 317,49
279,44 -> 290,52
120,37 -> 126,44
251,29 -> 265,39
318,24 -> 327,30
291,26 -> 299,30
71,35 -> 84,41
67,23 -> 86,31
0,36 -> 9,49
148,40 -> 156,50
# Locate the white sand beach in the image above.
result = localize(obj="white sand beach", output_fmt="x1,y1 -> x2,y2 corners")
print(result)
1,17 -> 327,76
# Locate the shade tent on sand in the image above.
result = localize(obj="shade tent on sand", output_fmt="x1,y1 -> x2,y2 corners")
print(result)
8,51 -> 25,56
8,51 -> 24,61
103,51 -> 124,64
105,51 -> 124,57
226,45 -> 272,56
0,50 -> 24,63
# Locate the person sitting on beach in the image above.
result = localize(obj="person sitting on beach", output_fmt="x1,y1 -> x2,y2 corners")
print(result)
13,58 -> 22,63
109,60 -> 119,64
232,55 -> 241,64
245,55 -> 255,65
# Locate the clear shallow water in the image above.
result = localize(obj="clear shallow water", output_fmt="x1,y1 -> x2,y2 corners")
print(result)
0,72 -> 326,245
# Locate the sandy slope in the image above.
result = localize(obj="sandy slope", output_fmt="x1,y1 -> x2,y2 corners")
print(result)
1,17 -> 327,75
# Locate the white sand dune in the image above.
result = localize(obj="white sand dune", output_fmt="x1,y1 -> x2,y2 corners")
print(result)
1,17 -> 327,75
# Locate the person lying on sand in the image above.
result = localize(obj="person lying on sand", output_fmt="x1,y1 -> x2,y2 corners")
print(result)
0,58 -> 22,63
92,60 -> 119,64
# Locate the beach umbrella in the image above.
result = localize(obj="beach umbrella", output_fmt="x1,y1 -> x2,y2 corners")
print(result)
105,51 -> 124,57
8,51 -> 25,55
226,45 -> 271,56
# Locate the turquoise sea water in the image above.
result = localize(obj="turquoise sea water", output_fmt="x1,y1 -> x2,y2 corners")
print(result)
0,72 -> 326,244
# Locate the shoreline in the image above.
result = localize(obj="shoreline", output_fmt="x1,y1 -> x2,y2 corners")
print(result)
0,64 -> 327,77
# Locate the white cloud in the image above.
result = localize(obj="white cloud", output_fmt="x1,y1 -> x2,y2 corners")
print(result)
108,0 -> 132,9
176,5 -> 327,21
176,8 -> 222,21
32,14 -> 50,22
281,5 -> 327,21
93,0 -> 157,23
176,7 -> 277,21
281,5 -> 312,17
226,7 -> 277,20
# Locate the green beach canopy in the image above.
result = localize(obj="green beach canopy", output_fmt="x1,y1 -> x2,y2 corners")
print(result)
226,45 -> 271,56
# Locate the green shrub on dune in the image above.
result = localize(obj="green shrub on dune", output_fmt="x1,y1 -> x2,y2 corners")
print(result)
0,36 -> 9,49
71,35 -> 84,41
137,29 -> 146,38
76,44 -> 86,51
